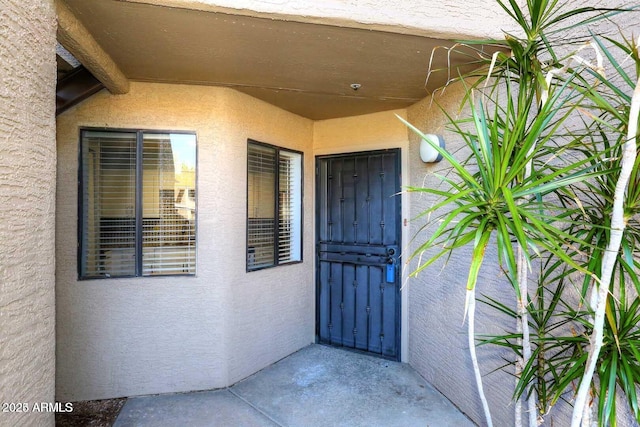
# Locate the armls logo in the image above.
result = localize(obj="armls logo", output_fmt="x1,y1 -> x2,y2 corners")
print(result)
31,402 -> 74,413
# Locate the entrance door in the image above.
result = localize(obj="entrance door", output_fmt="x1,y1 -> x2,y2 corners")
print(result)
316,149 -> 401,360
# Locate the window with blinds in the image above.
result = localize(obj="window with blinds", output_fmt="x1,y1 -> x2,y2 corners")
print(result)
247,140 -> 302,271
278,150 -> 302,263
79,129 -> 196,279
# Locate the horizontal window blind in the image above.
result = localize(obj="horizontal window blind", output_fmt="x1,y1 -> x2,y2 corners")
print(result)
81,131 -> 137,278
80,130 -> 197,279
247,141 -> 302,271
142,134 -> 196,275
247,143 -> 276,269
278,150 -> 302,263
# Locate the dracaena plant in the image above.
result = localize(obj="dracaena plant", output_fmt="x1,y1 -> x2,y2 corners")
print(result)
555,33 -> 640,427
400,73 -> 608,426
403,1 -> 637,426
478,255 -> 640,426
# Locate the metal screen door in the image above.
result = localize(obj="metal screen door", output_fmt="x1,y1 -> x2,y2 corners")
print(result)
316,149 -> 401,360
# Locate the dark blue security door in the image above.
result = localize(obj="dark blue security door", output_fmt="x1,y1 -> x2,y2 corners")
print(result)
316,149 -> 401,360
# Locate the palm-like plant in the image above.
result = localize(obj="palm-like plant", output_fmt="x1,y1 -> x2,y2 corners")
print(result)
405,1 -> 637,426
401,75 -> 608,425
568,34 -> 640,426
479,256 -> 640,425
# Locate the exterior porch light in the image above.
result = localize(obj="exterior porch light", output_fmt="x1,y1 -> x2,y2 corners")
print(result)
420,134 -> 445,163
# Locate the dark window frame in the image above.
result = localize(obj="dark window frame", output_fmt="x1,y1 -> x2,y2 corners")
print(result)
246,139 -> 303,272
77,127 -> 198,280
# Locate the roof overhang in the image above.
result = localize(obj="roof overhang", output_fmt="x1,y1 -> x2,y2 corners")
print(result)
57,0 -> 504,120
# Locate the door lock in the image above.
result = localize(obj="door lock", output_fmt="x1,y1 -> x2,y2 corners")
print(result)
385,246 -> 397,283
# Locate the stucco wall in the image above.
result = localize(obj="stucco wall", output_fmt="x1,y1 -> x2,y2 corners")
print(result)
129,0 -> 520,40
56,82 -> 314,400
0,0 -> 57,426
313,110 -> 408,156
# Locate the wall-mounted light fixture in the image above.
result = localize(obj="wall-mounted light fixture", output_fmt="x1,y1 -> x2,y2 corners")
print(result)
420,134 -> 445,163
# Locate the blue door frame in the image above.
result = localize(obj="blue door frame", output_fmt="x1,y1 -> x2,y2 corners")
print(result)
315,149 -> 401,360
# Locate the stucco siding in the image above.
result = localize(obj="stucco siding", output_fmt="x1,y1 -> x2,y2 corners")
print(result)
0,0 -> 57,426
56,82 -> 314,400
313,110 -> 408,156
128,0 -> 520,40
222,89 -> 316,384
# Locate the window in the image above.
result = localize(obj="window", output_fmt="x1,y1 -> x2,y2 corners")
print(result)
79,129 -> 196,279
247,140 -> 302,271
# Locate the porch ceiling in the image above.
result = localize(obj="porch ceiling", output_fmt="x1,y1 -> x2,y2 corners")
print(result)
60,0 -> 500,120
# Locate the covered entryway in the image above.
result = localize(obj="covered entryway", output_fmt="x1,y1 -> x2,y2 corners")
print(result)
316,149 -> 401,360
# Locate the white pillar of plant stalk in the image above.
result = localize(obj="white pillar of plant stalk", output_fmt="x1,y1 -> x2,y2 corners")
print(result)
571,66 -> 640,427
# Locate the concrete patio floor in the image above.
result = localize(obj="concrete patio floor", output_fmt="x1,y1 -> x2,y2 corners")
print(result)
113,344 -> 475,427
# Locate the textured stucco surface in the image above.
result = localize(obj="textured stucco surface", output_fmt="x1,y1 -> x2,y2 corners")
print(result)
313,110 -> 408,156
0,0 -> 57,426
126,0 -> 519,40
56,82 -> 314,400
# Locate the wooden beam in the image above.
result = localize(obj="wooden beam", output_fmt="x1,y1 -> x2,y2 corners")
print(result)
56,0 -> 129,94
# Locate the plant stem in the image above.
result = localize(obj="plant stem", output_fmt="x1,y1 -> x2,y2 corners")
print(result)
520,69 -> 542,426
517,245 -> 537,426
515,311 -> 523,427
570,74 -> 640,427
468,288 -> 493,427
